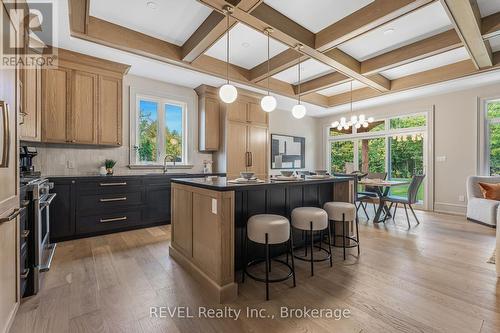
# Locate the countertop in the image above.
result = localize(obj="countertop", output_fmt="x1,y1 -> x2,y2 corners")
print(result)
171,176 -> 353,191
46,173 -> 224,179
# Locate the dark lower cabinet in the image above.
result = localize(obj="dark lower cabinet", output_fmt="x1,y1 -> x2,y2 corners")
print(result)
50,178 -> 76,241
49,174 -> 220,242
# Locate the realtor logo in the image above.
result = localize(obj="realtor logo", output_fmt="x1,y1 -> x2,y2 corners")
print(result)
1,0 -> 58,69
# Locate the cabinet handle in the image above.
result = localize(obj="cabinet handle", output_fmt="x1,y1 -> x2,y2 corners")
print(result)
99,197 -> 127,202
20,268 -> 30,279
21,230 -> 30,238
99,182 -> 127,187
249,152 -> 253,167
0,208 -> 21,224
100,216 -> 127,223
21,200 -> 30,207
0,101 -> 10,168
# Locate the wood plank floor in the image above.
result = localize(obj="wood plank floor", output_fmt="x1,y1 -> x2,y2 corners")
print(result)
10,210 -> 499,333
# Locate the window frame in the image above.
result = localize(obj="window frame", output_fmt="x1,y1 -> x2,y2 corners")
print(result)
130,92 -> 188,167
479,97 -> 500,175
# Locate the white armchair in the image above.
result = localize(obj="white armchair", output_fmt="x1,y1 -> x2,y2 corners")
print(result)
466,176 -> 500,227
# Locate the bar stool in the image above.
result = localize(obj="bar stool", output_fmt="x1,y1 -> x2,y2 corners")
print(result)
243,214 -> 296,301
323,202 -> 359,260
291,207 -> 332,276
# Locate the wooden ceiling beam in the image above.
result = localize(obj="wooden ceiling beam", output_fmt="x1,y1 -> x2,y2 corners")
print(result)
315,0 -> 435,52
249,48 -> 304,82
440,0 -> 493,69
328,53 -> 500,107
181,0 -> 262,63
196,0 -> 391,92
70,15 -> 328,107
361,29 -> 462,75
482,11 -> 500,40
68,0 -> 90,35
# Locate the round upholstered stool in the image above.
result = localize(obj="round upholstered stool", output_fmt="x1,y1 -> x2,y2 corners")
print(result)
291,207 -> 332,276
323,202 -> 359,260
243,214 -> 296,301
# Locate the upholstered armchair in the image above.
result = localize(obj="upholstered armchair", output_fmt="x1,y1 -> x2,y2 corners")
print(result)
466,176 -> 500,227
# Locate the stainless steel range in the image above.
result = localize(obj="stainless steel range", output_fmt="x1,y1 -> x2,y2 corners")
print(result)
21,175 -> 57,294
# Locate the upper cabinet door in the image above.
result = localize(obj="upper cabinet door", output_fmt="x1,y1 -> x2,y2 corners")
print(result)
98,76 -> 122,146
201,96 -> 220,151
248,102 -> 268,125
226,100 -> 248,123
226,122 -> 248,179
20,65 -> 41,141
42,67 -> 71,143
71,71 -> 97,144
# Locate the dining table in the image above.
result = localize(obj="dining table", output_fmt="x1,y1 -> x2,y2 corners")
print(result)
358,179 -> 411,223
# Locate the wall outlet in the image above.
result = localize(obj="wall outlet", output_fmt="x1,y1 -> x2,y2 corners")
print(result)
211,198 -> 217,215
436,156 -> 447,162
458,195 -> 465,202
66,160 -> 75,169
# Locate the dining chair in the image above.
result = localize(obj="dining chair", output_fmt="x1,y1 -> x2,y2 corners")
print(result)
383,175 -> 426,228
358,172 -> 388,216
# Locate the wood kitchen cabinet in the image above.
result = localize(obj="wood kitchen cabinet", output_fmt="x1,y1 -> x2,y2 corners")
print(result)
195,85 -> 220,151
212,87 -> 269,179
36,48 -> 129,146
20,64 -> 41,141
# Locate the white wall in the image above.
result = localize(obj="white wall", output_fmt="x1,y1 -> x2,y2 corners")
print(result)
316,82 -> 500,215
32,75 -> 212,176
268,109 -> 319,175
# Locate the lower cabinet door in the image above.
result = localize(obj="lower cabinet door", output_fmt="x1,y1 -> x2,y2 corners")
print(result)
76,210 -> 142,235
49,179 -> 76,242
143,184 -> 171,224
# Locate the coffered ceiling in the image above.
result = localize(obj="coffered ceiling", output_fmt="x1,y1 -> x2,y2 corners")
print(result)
67,0 -> 500,114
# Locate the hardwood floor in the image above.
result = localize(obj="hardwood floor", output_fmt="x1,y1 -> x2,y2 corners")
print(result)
10,210 -> 499,333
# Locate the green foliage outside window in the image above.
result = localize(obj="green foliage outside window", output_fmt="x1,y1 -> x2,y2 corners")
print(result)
390,115 -> 426,129
138,101 -> 158,162
358,138 -> 385,173
330,141 -> 353,173
488,101 -> 500,175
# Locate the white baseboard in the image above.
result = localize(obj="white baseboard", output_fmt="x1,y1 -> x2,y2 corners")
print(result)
433,202 -> 467,216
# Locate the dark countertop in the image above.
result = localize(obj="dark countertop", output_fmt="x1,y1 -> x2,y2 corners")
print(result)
47,173 -> 224,180
171,176 -> 353,191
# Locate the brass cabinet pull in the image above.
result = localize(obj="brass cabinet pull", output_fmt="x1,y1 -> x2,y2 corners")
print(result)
249,152 -> 253,167
21,230 -> 30,238
99,182 -> 127,186
20,268 -> 30,279
99,197 -> 127,202
0,101 -> 10,168
0,208 -> 21,224
99,216 -> 127,223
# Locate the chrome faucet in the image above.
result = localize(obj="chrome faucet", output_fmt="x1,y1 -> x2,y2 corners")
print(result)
163,154 -> 176,173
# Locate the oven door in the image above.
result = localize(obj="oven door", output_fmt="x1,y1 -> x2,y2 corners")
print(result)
37,193 -> 56,272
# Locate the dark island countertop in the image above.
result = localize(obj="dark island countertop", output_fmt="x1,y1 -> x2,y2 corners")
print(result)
171,176 -> 353,191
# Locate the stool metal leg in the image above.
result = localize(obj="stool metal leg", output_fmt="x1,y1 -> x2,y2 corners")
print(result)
356,215 -> 360,256
342,213 -> 346,260
289,230 -> 296,287
310,221 -> 314,276
327,222 -> 333,267
332,220 -> 336,247
265,233 -> 270,301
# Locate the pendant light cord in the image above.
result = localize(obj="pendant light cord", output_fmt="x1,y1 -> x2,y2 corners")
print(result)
267,30 -> 270,95
226,12 -> 230,84
350,80 -> 353,113
297,53 -> 301,104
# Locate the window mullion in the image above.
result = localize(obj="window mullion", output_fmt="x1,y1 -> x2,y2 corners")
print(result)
158,100 -> 165,164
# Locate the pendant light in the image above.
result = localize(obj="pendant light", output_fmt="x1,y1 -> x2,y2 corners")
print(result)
331,81 -> 374,130
260,27 -> 277,112
219,5 -> 238,104
292,44 -> 306,119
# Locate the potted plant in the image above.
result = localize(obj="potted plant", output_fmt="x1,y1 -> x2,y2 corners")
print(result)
104,159 -> 117,175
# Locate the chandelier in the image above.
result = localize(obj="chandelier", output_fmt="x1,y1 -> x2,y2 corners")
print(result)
393,133 -> 423,142
331,81 -> 374,130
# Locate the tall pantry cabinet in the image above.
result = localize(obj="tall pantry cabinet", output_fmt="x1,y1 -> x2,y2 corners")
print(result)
197,85 -> 269,180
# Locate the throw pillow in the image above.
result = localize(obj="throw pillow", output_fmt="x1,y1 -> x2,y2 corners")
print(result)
478,182 -> 500,200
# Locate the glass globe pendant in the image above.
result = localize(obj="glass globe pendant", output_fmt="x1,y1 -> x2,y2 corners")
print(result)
260,28 -> 277,112
219,6 -> 237,104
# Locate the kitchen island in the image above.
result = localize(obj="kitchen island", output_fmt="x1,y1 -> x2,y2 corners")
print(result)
169,176 -> 355,302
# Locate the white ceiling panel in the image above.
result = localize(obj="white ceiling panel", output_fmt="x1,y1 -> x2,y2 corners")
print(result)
338,2 -> 452,61
477,0 -> 500,17
380,47 -> 470,80
317,81 -> 367,96
264,0 -> 374,33
490,35 -> 500,52
204,23 -> 289,70
90,0 -> 212,46
273,59 -> 335,84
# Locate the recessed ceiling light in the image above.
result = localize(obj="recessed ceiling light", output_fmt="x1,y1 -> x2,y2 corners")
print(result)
383,28 -> 395,35
241,42 -> 250,48
146,1 -> 157,9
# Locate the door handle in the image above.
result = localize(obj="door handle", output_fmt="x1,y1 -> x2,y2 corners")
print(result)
0,208 -> 21,224
20,268 -> 30,279
0,101 -> 11,168
99,197 -> 127,202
